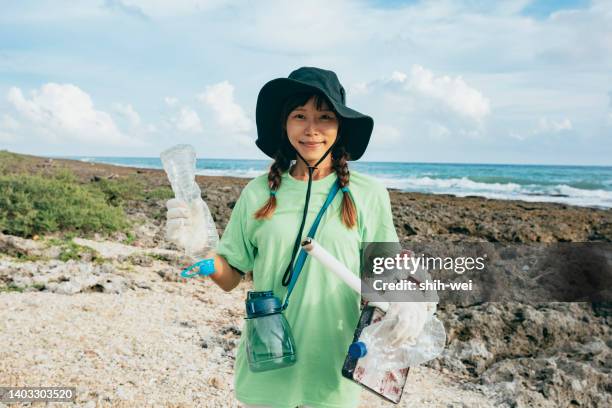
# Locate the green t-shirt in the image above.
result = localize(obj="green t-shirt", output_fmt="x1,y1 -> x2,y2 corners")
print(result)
216,168 -> 399,408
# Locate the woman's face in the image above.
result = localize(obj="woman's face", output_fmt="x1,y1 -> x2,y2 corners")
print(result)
285,96 -> 339,163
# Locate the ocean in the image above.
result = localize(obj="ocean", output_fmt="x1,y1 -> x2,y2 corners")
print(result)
70,156 -> 612,209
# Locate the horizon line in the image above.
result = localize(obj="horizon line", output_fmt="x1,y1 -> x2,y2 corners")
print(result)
4,150 -> 609,168
52,154 -> 612,169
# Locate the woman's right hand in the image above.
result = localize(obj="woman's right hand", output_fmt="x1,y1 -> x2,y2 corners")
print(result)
166,198 -> 242,291
165,198 -> 212,254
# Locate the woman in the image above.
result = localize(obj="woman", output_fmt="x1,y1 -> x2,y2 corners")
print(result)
167,67 -> 407,408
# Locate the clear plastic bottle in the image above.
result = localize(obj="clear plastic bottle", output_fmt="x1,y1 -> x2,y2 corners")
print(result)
351,310 -> 446,372
160,144 -> 219,259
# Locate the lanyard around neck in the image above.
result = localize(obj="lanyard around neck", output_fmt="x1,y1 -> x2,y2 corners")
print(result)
281,180 -> 340,311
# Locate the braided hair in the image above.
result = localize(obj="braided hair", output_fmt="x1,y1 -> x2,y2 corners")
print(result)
254,92 -> 357,228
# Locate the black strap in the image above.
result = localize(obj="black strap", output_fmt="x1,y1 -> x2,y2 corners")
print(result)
281,138 -> 340,287
281,180 -> 340,310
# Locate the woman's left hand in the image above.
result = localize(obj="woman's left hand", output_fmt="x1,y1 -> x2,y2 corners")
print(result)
385,301 -> 437,347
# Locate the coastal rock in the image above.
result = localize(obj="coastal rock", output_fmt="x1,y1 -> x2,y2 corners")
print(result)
1,154 -> 611,407
481,356 -> 610,407
429,302 -> 611,407
0,232 -> 59,259
2,259 -> 130,294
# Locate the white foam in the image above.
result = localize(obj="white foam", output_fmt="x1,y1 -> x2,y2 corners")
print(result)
195,168 -> 265,179
377,176 -> 523,193
375,176 -> 612,209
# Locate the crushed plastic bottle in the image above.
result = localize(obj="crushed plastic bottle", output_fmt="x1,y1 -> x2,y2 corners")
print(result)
357,310 -> 446,372
160,144 -> 219,259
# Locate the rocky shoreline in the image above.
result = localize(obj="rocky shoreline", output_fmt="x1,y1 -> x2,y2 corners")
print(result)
0,153 -> 610,407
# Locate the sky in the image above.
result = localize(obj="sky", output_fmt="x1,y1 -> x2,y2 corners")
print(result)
0,0 -> 611,165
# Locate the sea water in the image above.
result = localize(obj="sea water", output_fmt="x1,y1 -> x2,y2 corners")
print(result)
69,156 -> 612,209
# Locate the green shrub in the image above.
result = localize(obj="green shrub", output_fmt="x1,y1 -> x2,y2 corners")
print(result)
124,231 -> 136,245
89,175 -> 173,206
146,186 -> 174,201
0,172 -> 128,238
56,240 -> 101,262
0,150 -> 25,174
90,175 -> 146,206
0,283 -> 24,293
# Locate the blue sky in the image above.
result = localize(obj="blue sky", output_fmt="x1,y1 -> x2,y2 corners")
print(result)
0,0 -> 611,165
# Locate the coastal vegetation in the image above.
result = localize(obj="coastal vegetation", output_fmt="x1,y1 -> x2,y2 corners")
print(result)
0,150 -> 173,238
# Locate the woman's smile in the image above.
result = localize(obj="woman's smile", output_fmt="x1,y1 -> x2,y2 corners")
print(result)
286,96 -> 339,163
300,141 -> 325,149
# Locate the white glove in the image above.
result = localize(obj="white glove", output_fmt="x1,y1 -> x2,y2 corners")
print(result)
385,301 -> 437,347
165,198 -> 215,256
382,246 -> 439,347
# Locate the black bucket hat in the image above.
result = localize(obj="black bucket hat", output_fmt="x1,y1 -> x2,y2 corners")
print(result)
255,67 -> 374,161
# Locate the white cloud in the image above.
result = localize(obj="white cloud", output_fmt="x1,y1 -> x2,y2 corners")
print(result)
230,0 -> 357,54
7,83 -> 131,145
198,81 -> 253,134
607,90 -> 612,126
0,114 -> 19,142
426,122 -> 452,140
350,65 -> 490,144
172,106 -> 203,133
164,96 -> 178,107
348,82 -> 369,95
510,116 -> 573,140
538,117 -> 572,132
110,0 -> 233,18
0,114 -> 20,143
390,71 -> 408,83
0,1 -> 107,22
112,102 -> 141,126
0,114 -> 20,131
392,65 -> 491,121
372,124 -> 401,145
0,131 -> 15,143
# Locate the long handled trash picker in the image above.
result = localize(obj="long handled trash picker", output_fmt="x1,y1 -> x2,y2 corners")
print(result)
301,238 -> 446,404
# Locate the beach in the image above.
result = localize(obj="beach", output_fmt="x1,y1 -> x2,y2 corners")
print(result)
0,152 -> 610,407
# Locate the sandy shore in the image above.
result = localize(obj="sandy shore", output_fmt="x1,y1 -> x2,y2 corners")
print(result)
0,153 -> 610,407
